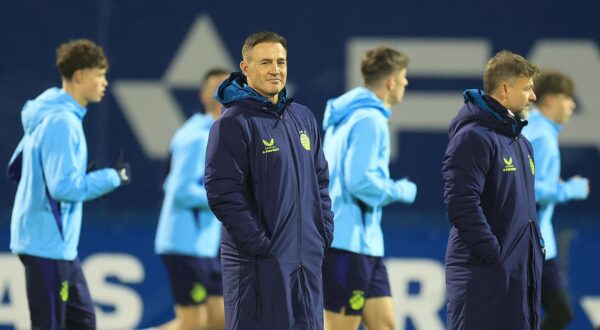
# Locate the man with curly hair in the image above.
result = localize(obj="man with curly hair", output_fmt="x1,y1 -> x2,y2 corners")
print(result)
7,39 -> 131,330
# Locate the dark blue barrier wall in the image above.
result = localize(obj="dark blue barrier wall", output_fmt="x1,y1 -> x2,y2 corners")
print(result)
1,1 -> 599,329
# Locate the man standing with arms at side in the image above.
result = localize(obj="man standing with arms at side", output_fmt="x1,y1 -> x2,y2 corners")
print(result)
321,46 -> 417,330
522,69 -> 590,330
7,39 -> 131,330
155,69 -> 229,330
205,32 -> 334,330
443,50 -> 544,329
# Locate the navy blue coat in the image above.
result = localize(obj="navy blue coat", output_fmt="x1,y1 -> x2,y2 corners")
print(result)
443,90 -> 544,329
205,73 -> 334,330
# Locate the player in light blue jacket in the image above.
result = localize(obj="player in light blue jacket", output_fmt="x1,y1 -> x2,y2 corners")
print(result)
522,69 -> 589,330
155,69 -> 229,330
322,47 -> 417,330
7,39 -> 130,330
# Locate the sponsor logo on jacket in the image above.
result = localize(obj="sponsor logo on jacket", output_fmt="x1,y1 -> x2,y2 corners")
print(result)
502,156 -> 516,172
262,138 -> 279,154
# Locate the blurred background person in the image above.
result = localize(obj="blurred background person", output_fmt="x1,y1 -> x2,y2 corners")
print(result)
7,39 -> 131,330
321,46 -> 417,330
522,69 -> 590,330
154,68 -> 229,330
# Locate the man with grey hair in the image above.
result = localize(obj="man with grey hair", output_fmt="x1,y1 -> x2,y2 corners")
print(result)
443,50 -> 544,329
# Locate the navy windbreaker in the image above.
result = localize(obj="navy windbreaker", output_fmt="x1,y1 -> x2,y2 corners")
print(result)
443,90 -> 544,329
205,73 -> 334,330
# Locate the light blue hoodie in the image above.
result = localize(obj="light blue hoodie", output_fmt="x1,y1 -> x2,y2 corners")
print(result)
155,113 -> 221,257
322,87 -> 416,256
522,108 -> 588,260
9,87 -> 121,260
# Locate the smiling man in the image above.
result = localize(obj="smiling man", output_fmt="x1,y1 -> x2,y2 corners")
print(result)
443,50 -> 544,329
205,32 -> 334,330
7,39 -> 131,330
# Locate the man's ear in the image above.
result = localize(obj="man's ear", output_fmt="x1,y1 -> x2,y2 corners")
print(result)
385,74 -> 396,90
240,60 -> 248,76
499,81 -> 509,99
72,69 -> 84,84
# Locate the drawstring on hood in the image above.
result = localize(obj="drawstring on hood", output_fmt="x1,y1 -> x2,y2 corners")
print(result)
21,88 -> 86,134
322,87 -> 389,130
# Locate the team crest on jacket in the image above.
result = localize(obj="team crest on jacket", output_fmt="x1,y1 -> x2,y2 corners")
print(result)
262,138 -> 279,154
528,154 -> 535,175
299,130 -> 311,151
502,156 -> 516,172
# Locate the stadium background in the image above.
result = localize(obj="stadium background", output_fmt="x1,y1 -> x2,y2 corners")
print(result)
1,1 -> 599,329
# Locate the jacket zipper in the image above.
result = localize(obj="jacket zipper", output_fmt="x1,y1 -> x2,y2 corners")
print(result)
515,136 -> 539,329
280,114 -> 303,265
278,103 -> 317,328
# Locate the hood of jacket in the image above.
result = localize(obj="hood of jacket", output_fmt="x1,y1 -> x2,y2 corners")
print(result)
449,89 -> 527,139
322,87 -> 389,130
214,72 -> 289,112
21,87 -> 86,134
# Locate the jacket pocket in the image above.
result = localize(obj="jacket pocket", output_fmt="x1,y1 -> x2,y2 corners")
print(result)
500,221 -> 529,262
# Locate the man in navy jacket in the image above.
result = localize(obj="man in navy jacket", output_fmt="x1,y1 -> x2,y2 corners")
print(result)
205,31 -> 334,330
443,50 -> 544,329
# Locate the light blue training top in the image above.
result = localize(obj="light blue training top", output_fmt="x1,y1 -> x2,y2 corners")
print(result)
522,108 -> 588,259
10,87 -> 121,260
322,87 -> 417,257
155,113 -> 221,257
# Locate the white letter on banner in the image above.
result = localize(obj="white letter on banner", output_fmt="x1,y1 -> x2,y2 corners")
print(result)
386,258 -> 446,330
83,253 -> 144,330
0,254 -> 29,329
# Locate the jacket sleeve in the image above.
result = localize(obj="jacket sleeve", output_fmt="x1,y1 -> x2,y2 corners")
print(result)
312,116 -> 334,248
529,136 -> 587,204
41,116 -> 121,203
443,129 -> 501,265
344,116 -> 414,207
172,137 -> 209,209
528,134 -> 563,204
205,115 -> 270,256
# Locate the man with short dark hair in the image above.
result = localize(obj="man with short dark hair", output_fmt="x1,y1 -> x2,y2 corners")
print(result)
522,69 -> 589,330
155,68 -> 229,330
443,50 -> 544,329
321,46 -> 417,330
205,31 -> 334,329
7,39 -> 131,330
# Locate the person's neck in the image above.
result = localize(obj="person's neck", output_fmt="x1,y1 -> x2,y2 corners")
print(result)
486,94 -> 522,119
246,84 -> 278,104
207,107 -> 221,120
268,94 -> 278,104
537,106 -> 560,124
368,85 -> 390,108
62,83 -> 87,107
487,93 -> 508,110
